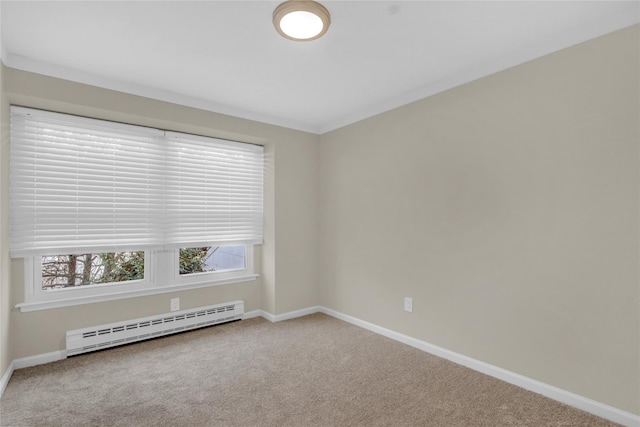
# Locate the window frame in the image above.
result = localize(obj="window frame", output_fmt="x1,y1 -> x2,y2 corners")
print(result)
10,107 -> 263,312
24,251 -> 154,305
19,245 -> 257,312
171,245 -> 253,286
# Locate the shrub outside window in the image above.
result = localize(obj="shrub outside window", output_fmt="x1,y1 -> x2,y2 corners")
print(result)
179,246 -> 246,276
42,252 -> 145,290
11,106 -> 263,311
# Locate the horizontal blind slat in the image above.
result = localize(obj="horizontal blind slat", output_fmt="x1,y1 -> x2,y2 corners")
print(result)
10,106 -> 264,256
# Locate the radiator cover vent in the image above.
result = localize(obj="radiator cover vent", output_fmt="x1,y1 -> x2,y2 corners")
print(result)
66,300 -> 244,356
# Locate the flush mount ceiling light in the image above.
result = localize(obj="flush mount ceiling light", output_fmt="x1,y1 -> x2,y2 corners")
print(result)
273,0 -> 331,41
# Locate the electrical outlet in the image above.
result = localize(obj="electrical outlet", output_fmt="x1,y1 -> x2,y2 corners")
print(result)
170,297 -> 180,312
404,297 -> 413,312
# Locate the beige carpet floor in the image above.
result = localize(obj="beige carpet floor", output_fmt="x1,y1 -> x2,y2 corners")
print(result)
0,313 -> 620,426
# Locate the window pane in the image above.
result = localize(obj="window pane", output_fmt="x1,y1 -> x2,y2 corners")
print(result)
42,252 -> 144,290
179,246 -> 245,275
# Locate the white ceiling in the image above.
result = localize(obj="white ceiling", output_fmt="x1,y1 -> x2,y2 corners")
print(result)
1,1 -> 638,134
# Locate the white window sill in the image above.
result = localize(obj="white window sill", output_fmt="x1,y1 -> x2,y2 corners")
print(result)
16,274 -> 258,312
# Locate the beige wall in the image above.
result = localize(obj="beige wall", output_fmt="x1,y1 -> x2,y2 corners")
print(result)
273,137 -> 319,313
1,23 -> 638,418
318,25 -> 639,415
2,66 -> 319,359
0,61 -> 12,378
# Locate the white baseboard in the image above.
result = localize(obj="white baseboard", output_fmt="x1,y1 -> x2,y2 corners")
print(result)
12,350 -> 67,370
317,306 -> 640,427
242,309 -> 264,320
245,306 -> 322,323
3,306 -> 638,426
0,350 -> 67,399
0,361 -> 15,398
272,305 -> 322,322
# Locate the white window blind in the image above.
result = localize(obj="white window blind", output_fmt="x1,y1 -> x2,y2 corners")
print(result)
9,107 -> 264,257
164,131 -> 264,247
10,107 -> 165,257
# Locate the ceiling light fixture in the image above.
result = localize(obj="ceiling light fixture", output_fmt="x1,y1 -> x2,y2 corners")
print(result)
273,0 -> 331,41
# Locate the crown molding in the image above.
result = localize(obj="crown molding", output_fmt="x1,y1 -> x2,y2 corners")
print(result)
3,3 -> 638,136
3,53 -> 321,135
317,5 -> 640,134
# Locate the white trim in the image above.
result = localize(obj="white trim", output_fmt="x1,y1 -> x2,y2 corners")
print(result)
317,307 -> 640,427
16,274 -> 257,312
25,252 -> 154,305
12,350 -> 67,370
169,246 -> 255,288
1,351 -> 68,398
259,310 -> 276,323
3,306 -> 639,426
272,306 -> 322,322
0,361 -> 15,398
242,309 -> 264,320
254,305 -> 640,426
248,306 -> 322,323
4,54 -> 320,134
319,14 -> 640,134
4,8 -> 637,136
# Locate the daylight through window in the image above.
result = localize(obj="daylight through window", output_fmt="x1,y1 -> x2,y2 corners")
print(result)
10,106 -> 263,308
179,246 -> 246,275
42,252 -> 145,289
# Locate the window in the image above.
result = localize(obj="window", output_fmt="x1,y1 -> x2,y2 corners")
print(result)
25,251 -> 153,305
10,107 -> 263,311
42,251 -> 145,289
179,246 -> 246,275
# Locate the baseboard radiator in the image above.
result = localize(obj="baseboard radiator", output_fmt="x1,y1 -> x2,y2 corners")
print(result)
66,300 -> 244,356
